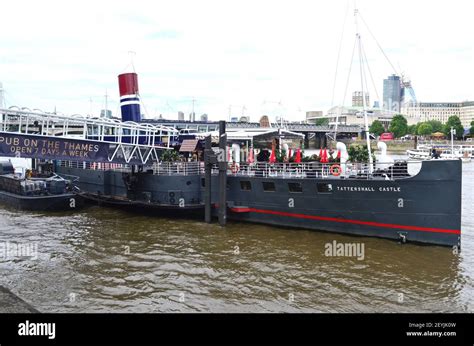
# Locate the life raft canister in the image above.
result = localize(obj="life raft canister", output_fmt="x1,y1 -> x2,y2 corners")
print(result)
330,164 -> 341,176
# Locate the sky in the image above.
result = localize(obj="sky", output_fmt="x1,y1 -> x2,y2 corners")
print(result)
1,0 -> 473,122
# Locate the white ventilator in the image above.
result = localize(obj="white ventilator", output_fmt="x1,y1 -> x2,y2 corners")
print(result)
376,142 -> 394,170
336,142 -> 349,163
336,142 -> 349,176
232,143 -> 241,164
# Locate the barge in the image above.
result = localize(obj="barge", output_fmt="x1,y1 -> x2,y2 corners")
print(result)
0,161 -> 83,212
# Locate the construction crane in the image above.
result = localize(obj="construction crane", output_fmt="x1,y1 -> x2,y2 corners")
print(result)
401,73 -> 417,104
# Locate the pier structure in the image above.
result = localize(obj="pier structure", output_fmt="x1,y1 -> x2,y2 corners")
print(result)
144,119 -> 361,149
0,107 -> 178,165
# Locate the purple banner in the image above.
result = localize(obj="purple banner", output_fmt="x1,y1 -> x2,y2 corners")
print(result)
0,132 -> 111,162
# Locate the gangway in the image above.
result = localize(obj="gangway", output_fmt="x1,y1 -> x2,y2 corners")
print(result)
0,107 -> 178,165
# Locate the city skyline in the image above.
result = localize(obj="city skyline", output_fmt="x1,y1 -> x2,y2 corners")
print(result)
1,0 -> 473,121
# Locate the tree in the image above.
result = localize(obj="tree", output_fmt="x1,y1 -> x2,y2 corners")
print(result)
427,120 -> 443,133
443,115 -> 464,139
388,114 -> 408,138
369,120 -> 385,136
315,118 -> 329,126
470,120 -> 474,136
417,122 -> 433,136
347,144 -> 375,163
407,124 -> 417,135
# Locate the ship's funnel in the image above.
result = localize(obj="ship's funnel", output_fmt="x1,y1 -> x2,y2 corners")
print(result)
118,72 -> 141,122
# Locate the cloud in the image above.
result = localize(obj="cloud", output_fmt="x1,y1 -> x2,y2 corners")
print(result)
0,0 -> 473,121
146,30 -> 181,40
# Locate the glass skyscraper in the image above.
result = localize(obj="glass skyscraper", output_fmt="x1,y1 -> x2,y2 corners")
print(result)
383,74 -> 401,112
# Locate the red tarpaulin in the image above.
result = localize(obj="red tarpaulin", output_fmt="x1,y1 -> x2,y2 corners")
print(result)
295,148 -> 301,163
247,148 -> 254,164
269,147 -> 276,163
320,148 -> 329,163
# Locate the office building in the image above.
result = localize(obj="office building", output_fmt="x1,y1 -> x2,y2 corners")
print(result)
352,91 -> 370,107
401,101 -> 474,127
383,74 -> 401,113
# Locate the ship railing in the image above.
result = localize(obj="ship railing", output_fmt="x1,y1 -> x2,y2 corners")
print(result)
152,161 -> 205,176
220,161 -> 414,180
418,141 -> 474,151
58,160 -> 131,172
67,159 -> 416,180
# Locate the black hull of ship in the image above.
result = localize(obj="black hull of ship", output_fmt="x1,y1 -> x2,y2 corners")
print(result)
78,191 -> 204,217
56,159 -> 462,248
0,191 -> 84,212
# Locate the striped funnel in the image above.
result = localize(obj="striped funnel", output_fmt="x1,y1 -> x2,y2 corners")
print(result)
118,72 -> 141,122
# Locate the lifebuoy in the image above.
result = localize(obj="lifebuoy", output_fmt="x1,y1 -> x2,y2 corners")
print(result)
231,163 -> 239,174
330,164 -> 341,176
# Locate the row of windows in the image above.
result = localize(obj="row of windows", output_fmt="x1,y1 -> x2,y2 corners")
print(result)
201,179 -> 333,193
241,181 -> 332,193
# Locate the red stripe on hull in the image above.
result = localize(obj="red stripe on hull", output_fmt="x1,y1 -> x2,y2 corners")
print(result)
230,207 -> 461,235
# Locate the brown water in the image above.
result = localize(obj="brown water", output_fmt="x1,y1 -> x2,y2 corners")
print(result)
0,165 -> 473,313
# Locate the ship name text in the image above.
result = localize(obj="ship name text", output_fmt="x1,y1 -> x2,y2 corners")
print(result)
336,186 -> 401,192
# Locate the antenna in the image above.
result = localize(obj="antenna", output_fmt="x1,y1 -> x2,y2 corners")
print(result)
355,5 -> 373,172
190,97 -> 196,122
104,89 -> 108,118
128,51 -> 136,72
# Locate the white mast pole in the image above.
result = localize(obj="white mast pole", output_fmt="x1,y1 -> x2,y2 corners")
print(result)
355,7 -> 373,173
451,126 -> 454,157
104,89 -> 108,118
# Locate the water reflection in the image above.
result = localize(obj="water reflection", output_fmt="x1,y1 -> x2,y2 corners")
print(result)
0,165 -> 473,313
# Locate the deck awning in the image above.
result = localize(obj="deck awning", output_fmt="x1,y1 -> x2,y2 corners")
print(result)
179,139 -> 199,152
196,128 -> 305,143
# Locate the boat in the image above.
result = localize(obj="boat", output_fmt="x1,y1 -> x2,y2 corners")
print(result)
55,7 -> 462,248
407,144 -> 473,163
0,160 -> 83,211
56,139 -> 462,249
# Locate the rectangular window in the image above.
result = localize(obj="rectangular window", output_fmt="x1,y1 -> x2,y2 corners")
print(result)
262,181 -> 276,192
288,182 -> 303,193
317,183 -> 333,193
240,181 -> 252,191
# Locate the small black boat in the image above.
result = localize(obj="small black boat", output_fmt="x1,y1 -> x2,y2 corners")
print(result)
0,161 -> 83,211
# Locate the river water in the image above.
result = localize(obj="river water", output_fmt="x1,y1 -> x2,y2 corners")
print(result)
0,163 -> 472,313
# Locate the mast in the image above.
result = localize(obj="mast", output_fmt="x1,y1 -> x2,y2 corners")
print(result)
104,89 -> 108,118
355,7 -> 373,172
